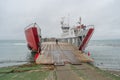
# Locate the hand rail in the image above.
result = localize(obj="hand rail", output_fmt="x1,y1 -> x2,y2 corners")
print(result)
24,23 -> 38,30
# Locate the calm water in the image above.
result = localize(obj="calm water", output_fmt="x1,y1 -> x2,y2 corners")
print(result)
0,40 -> 30,67
0,40 -> 120,71
86,40 -> 120,71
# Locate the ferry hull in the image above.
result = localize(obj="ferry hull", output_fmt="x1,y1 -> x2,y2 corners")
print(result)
25,24 -> 41,60
79,28 -> 94,51
25,27 -> 39,51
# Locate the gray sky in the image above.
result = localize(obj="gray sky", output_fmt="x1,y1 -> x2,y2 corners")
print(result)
0,0 -> 120,40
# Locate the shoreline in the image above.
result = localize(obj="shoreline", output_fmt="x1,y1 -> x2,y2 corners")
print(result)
1,62 -> 120,73
0,63 -> 120,80
88,63 -> 120,78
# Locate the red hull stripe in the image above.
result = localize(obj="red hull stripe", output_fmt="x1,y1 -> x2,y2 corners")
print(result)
34,53 -> 39,61
79,28 -> 94,51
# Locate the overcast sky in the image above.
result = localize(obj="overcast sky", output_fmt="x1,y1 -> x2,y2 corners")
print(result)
0,0 -> 120,40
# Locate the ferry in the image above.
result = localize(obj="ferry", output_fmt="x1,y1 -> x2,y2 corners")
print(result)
24,17 -> 94,62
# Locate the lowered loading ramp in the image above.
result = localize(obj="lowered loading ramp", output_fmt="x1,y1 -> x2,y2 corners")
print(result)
36,42 -> 93,65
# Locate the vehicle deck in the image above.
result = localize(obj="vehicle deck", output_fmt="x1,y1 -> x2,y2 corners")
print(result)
36,42 -> 93,65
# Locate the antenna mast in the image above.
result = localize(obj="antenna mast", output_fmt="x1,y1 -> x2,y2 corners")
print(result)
67,14 -> 70,27
61,17 -> 65,27
78,17 -> 81,25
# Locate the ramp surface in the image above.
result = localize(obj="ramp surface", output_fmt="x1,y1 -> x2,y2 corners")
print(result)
36,42 -> 93,65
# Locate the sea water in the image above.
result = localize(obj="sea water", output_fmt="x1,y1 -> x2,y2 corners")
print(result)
86,40 -> 120,71
0,40 -> 120,71
0,40 -> 30,67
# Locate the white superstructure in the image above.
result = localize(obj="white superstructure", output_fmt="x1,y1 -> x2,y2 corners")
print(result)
60,17 -> 94,50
